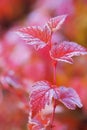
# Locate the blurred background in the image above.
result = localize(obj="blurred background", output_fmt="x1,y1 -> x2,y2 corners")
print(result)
0,0 -> 87,130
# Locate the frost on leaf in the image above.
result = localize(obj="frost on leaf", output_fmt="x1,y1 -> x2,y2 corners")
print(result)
58,87 -> 83,110
45,15 -> 67,32
17,26 -> 51,50
50,41 -> 87,64
29,81 -> 59,116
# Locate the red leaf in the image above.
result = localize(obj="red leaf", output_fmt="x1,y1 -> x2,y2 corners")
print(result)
28,113 -> 50,130
59,87 -> 83,110
29,81 -> 83,116
29,81 -> 59,116
50,42 -> 87,64
45,15 -> 67,32
17,26 -> 51,50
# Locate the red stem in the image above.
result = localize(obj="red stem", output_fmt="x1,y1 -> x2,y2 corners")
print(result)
50,61 -> 57,129
50,33 -> 57,129
53,61 -> 57,85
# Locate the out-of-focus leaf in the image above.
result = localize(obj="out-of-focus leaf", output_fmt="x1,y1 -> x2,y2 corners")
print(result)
50,42 -> 87,64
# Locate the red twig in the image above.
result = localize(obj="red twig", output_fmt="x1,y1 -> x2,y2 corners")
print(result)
53,60 -> 57,85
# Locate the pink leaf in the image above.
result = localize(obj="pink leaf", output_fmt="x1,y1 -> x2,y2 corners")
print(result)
29,81 -> 59,116
45,15 -> 67,32
17,26 -> 51,50
28,113 -> 50,130
59,87 -> 83,110
50,42 -> 87,64
29,81 -> 83,116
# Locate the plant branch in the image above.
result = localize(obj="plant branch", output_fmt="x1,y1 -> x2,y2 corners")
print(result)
53,61 -> 57,85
